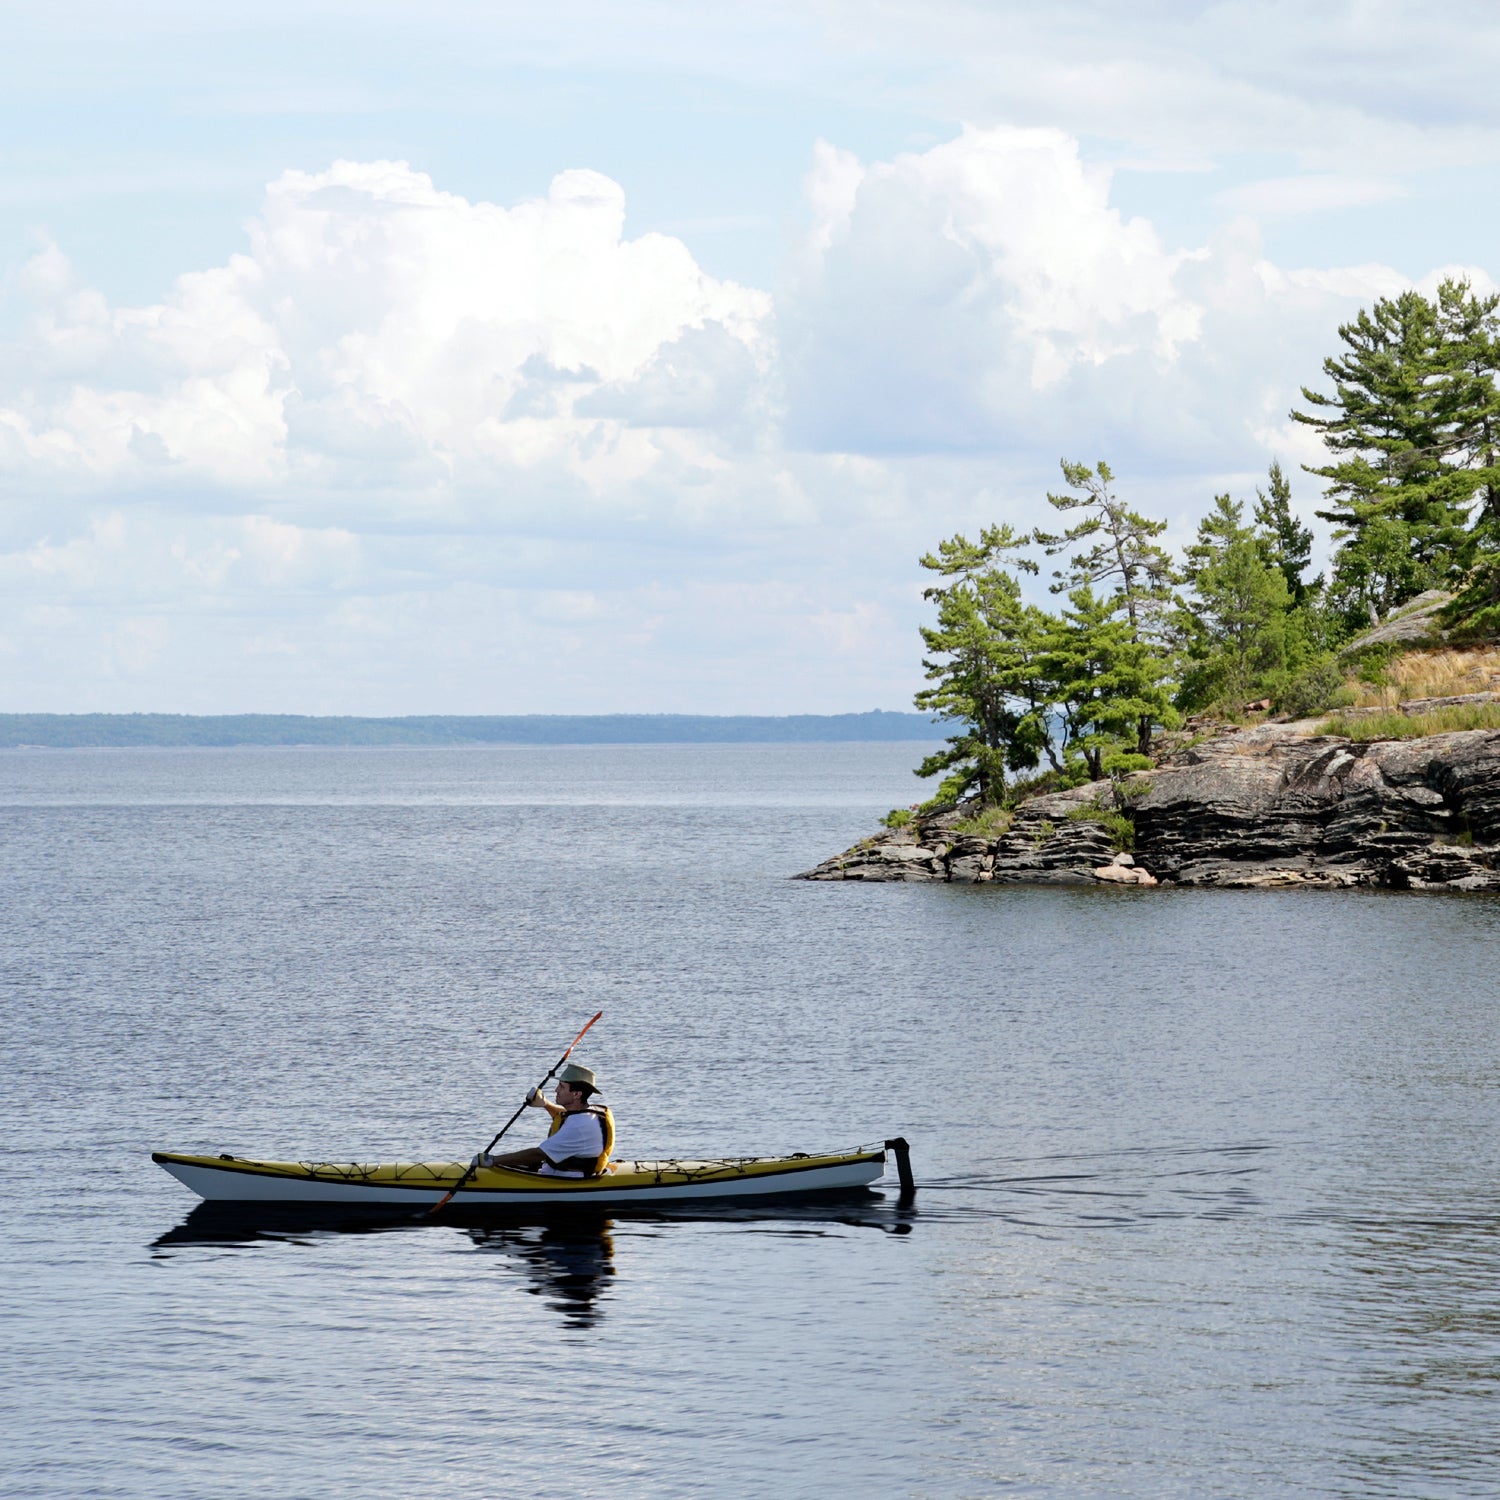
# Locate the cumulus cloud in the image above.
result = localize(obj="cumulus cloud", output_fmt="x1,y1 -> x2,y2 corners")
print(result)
1,130 -> 1493,711
783,127 -> 1209,453
579,322 -> 765,433
781,125 -> 1496,484
2,161 -> 771,519
6,134 -> 1478,512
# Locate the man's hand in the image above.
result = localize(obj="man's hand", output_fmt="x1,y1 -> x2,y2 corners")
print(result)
526,1087 -> 543,1107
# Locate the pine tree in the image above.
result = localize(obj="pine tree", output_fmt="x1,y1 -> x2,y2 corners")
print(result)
1034,459 -> 1178,753
1177,494 -> 1293,710
1434,278 -> 1500,544
1035,459 -> 1177,645
1292,288 -> 1471,623
1422,281 -> 1500,642
1252,459 -> 1315,607
1041,586 -> 1175,782
913,526 -> 1053,806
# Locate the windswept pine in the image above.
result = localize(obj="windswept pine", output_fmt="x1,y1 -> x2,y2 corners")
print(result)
1292,278 -> 1500,628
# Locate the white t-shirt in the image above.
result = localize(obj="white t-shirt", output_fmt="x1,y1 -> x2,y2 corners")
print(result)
539,1109 -> 605,1174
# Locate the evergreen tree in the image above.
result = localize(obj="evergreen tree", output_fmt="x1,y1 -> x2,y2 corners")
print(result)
1034,458 -> 1178,753
1434,278 -> 1500,543
1041,586 -> 1176,782
1292,287 -> 1473,623
1177,494 -> 1294,709
1440,557 -> 1500,641
1425,282 -> 1500,642
1035,459 -> 1177,645
1252,459 -> 1315,607
913,526 -> 1052,806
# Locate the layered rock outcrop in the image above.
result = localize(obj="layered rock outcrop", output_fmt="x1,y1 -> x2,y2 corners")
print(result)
798,720 -> 1500,892
1338,588 -> 1452,652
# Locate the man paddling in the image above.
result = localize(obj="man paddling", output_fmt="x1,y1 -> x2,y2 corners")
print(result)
478,1063 -> 611,1177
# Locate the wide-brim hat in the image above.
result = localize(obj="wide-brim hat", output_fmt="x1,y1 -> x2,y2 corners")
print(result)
558,1063 -> 597,1089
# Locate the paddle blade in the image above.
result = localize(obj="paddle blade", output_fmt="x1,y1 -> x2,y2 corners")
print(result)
565,1011 -> 604,1059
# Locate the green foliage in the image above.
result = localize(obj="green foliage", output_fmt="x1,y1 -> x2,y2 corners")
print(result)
1319,702 -> 1500,739
1171,462 -> 1356,720
881,807 -> 916,830
1254,459 -> 1316,606
913,525 -> 1052,806
1063,801 -> 1135,850
1440,557 -> 1500,641
1437,278 -> 1500,542
1176,492 -> 1297,711
1292,279 -> 1500,628
1043,584 -> 1178,774
1000,767 -> 1065,805
1346,641 -> 1398,694
1035,458 -> 1178,647
897,273 -> 1500,822
910,461 -> 1182,807
1271,656 -> 1354,718
1034,460 -> 1181,757
953,805 -> 1013,838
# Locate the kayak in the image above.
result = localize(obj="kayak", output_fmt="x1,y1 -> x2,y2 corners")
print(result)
152,1142 -> 904,1207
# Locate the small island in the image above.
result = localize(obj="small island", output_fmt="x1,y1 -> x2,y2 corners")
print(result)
799,650 -> 1500,893
803,280 -> 1500,893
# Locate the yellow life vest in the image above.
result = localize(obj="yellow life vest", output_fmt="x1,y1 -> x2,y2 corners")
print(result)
546,1104 -> 615,1176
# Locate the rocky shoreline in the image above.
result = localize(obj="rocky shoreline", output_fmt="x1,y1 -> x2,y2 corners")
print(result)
798,717 -> 1500,892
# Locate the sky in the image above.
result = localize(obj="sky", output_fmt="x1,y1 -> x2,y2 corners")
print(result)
3,0 -> 1499,715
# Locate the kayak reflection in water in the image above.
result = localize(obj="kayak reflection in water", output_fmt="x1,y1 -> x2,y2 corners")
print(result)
478,1063 -> 612,1178
467,1217 -> 616,1329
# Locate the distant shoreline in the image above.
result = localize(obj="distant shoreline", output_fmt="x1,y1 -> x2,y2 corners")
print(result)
0,710 -> 942,749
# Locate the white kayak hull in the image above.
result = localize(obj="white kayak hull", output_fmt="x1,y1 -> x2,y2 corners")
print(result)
153,1148 -> 891,1206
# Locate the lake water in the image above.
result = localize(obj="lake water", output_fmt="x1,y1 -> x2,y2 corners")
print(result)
5,742 -> 1500,1499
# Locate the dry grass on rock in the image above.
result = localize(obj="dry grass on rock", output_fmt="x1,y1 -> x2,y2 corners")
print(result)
1351,646 -> 1500,708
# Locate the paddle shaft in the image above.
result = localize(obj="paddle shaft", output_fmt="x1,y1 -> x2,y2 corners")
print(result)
428,1010 -> 603,1213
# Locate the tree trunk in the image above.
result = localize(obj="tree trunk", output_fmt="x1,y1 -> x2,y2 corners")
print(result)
1136,714 -> 1152,758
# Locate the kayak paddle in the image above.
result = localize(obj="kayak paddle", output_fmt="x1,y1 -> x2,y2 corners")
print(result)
428,1009 -> 603,1213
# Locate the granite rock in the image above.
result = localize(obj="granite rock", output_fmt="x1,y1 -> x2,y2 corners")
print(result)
797,720 -> 1500,893
1340,589 -> 1452,652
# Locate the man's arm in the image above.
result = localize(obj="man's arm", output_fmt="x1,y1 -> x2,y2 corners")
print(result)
527,1088 -> 565,1122
481,1146 -> 548,1170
